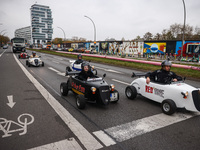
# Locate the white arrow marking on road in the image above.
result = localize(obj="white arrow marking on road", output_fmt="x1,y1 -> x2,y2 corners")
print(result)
7,95 -> 16,108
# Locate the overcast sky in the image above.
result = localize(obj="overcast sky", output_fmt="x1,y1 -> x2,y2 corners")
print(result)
0,0 -> 200,41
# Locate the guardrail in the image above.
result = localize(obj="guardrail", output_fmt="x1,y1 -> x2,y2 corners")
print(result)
56,51 -> 200,71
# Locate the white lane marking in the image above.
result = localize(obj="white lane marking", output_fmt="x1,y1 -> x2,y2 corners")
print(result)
112,79 -> 130,85
48,67 -> 66,77
94,112 -> 199,143
7,95 -> 16,108
53,56 -> 63,61
13,54 -> 103,150
57,72 -> 66,76
0,49 -> 7,57
52,60 -> 60,64
48,67 -> 60,73
28,138 -> 82,150
95,66 -> 123,74
93,130 -> 116,147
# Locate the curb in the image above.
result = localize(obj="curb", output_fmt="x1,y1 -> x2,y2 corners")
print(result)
56,51 -> 200,71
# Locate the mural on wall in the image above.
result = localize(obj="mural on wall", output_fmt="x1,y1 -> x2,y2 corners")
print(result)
109,42 -> 122,54
144,42 -> 166,54
99,42 -> 109,52
85,42 -> 90,50
126,41 -> 143,55
175,41 -> 200,56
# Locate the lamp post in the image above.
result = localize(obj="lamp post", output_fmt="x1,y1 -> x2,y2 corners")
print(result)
0,29 -> 6,35
181,0 -> 186,58
84,15 -> 96,51
57,26 -> 66,41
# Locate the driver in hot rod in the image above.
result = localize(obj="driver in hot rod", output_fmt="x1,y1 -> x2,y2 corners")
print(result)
145,60 -> 182,84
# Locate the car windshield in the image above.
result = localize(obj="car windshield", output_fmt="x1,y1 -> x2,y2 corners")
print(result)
170,80 -> 184,84
13,39 -> 24,43
87,78 -> 102,82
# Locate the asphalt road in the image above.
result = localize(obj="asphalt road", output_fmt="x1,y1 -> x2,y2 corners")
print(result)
0,47 -> 200,150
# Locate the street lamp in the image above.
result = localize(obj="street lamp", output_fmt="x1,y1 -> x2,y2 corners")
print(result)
84,15 -> 96,50
181,0 -> 186,58
57,26 -> 66,41
0,29 -> 6,35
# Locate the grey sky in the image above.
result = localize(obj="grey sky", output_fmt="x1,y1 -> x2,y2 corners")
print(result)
0,0 -> 200,41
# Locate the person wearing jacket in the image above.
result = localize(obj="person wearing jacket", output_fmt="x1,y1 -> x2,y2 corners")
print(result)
79,62 -> 95,81
145,60 -> 182,84
74,54 -> 83,64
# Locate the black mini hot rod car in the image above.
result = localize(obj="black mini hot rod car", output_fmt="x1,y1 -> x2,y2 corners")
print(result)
60,71 -> 119,109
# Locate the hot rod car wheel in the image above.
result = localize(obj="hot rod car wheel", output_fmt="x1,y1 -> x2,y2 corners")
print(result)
93,69 -> 98,75
125,86 -> 137,100
76,95 -> 86,109
60,82 -> 68,96
26,60 -> 28,65
66,66 -> 72,72
42,62 -> 44,67
18,55 -> 20,59
161,99 -> 177,115
28,62 -> 31,67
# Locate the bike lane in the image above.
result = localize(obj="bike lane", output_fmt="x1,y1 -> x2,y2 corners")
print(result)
0,49 -> 84,149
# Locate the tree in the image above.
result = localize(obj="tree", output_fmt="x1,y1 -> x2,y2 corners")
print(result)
143,32 -> 153,40
52,38 -> 63,44
153,33 -> 162,40
0,35 -> 10,47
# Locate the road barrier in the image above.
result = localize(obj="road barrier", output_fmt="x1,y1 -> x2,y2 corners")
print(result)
56,51 -> 200,71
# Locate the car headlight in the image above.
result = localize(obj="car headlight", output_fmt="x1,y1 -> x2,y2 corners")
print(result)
110,84 -> 115,92
91,87 -> 96,94
181,91 -> 188,99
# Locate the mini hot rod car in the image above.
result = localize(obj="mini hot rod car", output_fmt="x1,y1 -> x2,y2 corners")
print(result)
26,56 -> 44,67
66,60 -> 97,75
60,71 -> 119,109
18,52 -> 29,59
125,72 -> 200,115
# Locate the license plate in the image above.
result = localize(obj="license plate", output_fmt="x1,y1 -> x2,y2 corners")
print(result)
110,92 -> 118,101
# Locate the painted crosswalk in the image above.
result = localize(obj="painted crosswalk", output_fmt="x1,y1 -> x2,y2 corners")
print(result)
93,112 -> 200,146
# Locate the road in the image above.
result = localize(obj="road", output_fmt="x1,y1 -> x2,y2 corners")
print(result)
0,47 -> 200,150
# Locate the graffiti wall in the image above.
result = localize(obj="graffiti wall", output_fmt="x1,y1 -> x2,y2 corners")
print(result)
99,42 -> 109,52
119,41 -> 143,55
144,42 -> 166,54
175,41 -> 200,56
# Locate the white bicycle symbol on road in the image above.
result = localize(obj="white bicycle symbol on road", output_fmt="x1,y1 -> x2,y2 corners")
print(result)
0,113 -> 34,138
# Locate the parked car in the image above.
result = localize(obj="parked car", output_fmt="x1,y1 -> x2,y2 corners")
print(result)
3,45 -> 8,49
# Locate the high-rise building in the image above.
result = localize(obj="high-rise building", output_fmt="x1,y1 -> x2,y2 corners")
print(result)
30,4 -> 53,45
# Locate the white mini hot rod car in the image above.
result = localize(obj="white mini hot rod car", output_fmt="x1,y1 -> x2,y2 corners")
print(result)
66,60 -> 97,75
26,56 -> 44,67
125,72 -> 200,115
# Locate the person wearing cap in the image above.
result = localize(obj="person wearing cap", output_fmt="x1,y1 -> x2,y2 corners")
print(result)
145,60 -> 182,84
74,54 -> 83,64
79,62 -> 95,81
30,51 -> 39,58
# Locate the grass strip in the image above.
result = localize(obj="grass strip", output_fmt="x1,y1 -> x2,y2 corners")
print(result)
28,49 -> 200,80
